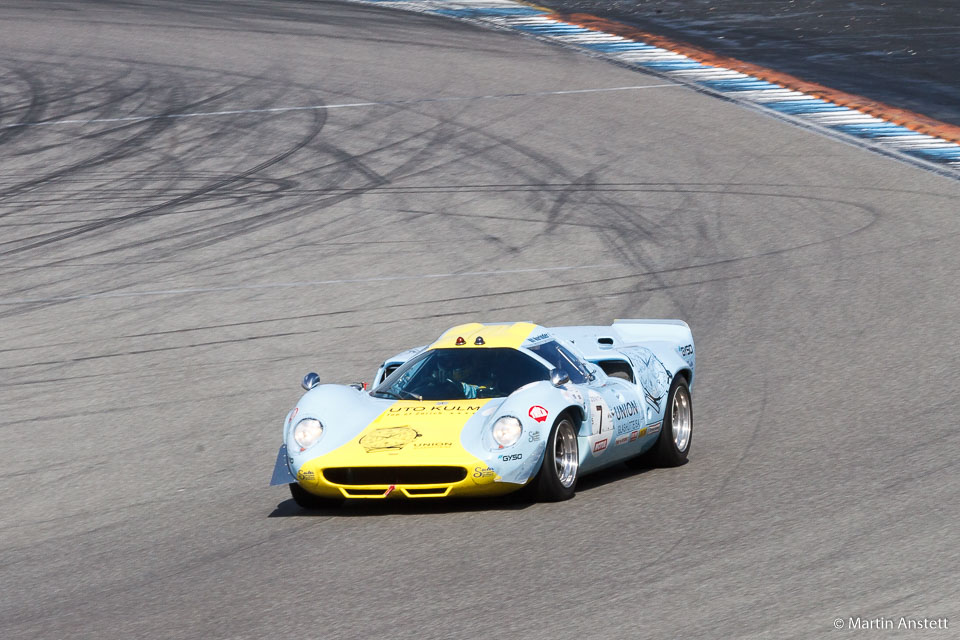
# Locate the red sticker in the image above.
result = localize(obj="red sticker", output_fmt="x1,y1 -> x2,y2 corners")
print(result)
528,406 -> 548,423
593,438 -> 608,453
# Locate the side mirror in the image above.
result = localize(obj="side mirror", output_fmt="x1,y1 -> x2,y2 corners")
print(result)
302,372 -> 321,391
551,369 -> 570,387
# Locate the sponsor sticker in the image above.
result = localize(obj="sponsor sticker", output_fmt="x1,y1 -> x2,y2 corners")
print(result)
528,405 -> 548,423
593,438 -> 608,454
648,421 -> 662,436
359,427 -> 421,452
612,400 -> 641,421
528,431 -> 541,442
388,404 -> 481,414
296,469 -> 316,483
615,434 -> 629,446
588,391 -> 613,434
629,430 -> 639,442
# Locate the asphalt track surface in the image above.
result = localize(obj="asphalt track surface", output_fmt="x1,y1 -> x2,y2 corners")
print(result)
1,2 -> 958,638
542,0 -> 960,128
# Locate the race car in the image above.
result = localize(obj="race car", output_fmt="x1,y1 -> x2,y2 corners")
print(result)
270,320 -> 695,506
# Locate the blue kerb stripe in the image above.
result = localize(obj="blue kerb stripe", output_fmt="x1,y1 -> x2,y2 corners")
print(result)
835,123 -> 915,136
870,130 -> 924,137
435,7 -> 545,16
764,98 -> 832,108
642,61 -> 706,70
700,79 -> 782,91
907,147 -> 960,160
766,101 -> 851,115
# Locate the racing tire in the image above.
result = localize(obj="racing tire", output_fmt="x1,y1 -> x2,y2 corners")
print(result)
289,482 -> 344,509
528,414 -> 580,502
628,376 -> 692,468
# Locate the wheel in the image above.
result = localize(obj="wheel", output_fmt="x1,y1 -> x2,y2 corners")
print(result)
528,414 -> 580,502
625,376 -> 693,469
289,482 -> 344,509
636,376 -> 692,468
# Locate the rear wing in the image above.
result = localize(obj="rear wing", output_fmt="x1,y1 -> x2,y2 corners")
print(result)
611,319 -> 691,345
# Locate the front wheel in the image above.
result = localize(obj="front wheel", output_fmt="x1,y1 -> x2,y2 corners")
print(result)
289,483 -> 344,509
529,415 -> 580,502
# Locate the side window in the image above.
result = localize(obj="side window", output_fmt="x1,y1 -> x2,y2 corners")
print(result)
528,341 -> 590,384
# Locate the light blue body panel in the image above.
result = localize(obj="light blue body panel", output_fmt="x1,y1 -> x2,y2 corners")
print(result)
271,319 -> 695,492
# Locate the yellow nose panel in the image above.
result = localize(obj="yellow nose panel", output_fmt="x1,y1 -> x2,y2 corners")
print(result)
335,400 -> 491,462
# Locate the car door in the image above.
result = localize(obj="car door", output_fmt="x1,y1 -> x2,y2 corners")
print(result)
526,339 -> 634,464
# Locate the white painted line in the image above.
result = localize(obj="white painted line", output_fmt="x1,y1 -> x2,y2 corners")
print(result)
619,53 -> 687,60
667,70 -> 746,79
748,93 -> 821,102
555,34 -> 627,42
804,114 -> 879,124
874,134 -> 940,143
882,141 -> 960,149
0,263 -> 625,305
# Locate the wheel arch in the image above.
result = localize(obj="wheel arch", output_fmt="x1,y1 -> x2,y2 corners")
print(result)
559,403 -> 586,435
531,404 -> 584,477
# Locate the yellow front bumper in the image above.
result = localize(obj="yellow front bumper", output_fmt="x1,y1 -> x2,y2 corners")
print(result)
295,463 -> 520,499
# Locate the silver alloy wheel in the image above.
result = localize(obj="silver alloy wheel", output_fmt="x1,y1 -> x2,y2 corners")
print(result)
554,420 -> 579,488
672,385 -> 692,452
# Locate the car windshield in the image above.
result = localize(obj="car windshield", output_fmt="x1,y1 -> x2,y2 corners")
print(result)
526,340 -> 592,384
371,347 -> 550,401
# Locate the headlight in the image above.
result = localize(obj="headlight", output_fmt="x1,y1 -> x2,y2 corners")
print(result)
293,418 -> 323,449
492,416 -> 522,448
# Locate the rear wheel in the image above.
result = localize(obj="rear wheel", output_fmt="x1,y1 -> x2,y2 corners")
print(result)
289,482 -> 344,509
529,415 -> 579,502
627,376 -> 692,468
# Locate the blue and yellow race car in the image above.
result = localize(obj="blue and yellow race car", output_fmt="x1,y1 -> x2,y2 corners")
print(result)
270,320 -> 695,506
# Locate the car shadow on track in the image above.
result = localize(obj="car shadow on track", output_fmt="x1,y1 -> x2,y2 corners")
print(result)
267,460 -> 662,517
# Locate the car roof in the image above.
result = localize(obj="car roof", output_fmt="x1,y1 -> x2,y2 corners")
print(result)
428,322 -> 543,349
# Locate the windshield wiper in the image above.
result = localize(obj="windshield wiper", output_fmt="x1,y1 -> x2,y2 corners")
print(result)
372,389 -> 422,401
